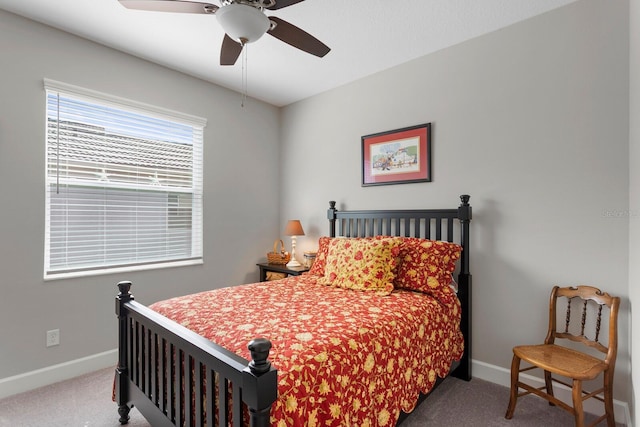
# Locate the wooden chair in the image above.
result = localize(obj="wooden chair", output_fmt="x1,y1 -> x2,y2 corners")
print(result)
505,285 -> 620,427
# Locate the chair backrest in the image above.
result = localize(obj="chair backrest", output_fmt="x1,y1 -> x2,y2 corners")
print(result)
546,285 -> 620,366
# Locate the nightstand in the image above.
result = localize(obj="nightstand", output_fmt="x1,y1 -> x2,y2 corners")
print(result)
257,263 -> 310,282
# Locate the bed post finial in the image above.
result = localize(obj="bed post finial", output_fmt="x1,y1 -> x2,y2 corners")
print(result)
243,338 -> 277,427
248,338 -> 272,374
458,195 -> 472,224
117,281 -> 133,301
328,201 -> 338,237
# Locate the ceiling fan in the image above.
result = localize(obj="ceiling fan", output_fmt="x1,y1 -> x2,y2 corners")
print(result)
118,0 -> 331,66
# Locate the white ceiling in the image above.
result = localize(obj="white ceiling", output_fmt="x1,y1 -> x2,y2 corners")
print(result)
0,0 -> 578,106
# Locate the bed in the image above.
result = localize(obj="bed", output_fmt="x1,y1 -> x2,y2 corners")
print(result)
114,195 -> 472,426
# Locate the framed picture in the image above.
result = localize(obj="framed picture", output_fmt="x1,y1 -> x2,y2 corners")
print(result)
361,123 -> 432,186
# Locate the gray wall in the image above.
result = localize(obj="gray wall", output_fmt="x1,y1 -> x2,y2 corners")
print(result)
281,0 -> 631,403
0,9 -> 281,379
629,0 -> 639,423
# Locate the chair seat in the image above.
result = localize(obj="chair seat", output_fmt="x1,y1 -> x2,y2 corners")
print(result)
513,344 -> 607,380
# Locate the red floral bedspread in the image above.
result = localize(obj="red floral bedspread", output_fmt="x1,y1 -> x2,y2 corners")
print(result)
150,274 -> 464,427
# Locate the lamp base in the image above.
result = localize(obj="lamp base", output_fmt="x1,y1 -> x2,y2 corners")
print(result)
286,259 -> 302,268
286,234 -> 302,268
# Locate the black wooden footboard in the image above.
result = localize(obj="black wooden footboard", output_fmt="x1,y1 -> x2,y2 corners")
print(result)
115,281 -> 277,426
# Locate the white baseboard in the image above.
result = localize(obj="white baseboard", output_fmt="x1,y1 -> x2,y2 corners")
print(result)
0,349 -> 117,400
471,359 -> 632,427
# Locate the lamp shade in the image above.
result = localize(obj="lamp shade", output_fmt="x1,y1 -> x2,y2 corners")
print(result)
284,220 -> 305,236
216,3 -> 270,44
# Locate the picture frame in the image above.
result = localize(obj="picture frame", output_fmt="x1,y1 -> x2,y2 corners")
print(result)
361,123 -> 432,186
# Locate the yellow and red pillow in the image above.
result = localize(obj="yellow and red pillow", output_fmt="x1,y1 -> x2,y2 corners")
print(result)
309,236 -> 462,301
317,237 -> 401,296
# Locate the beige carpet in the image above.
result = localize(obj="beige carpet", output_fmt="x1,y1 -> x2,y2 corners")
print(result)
0,367 -> 624,426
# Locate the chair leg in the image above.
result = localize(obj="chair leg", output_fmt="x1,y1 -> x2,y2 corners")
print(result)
572,379 -> 584,427
544,370 -> 554,406
604,370 -> 616,427
505,354 -> 521,419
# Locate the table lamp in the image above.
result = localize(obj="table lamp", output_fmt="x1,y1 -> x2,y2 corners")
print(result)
284,220 -> 305,267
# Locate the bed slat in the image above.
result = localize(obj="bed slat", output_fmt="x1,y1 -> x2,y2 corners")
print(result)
151,335 -> 156,406
162,344 -> 168,420
169,343 -> 176,422
206,368 -> 214,427
232,381 -> 242,427
176,350 -> 184,426
218,376 -> 229,426
185,356 -> 192,427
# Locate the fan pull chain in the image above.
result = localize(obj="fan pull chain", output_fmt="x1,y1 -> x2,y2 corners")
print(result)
241,42 -> 248,108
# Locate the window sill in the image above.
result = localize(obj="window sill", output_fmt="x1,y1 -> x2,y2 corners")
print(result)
44,258 -> 203,281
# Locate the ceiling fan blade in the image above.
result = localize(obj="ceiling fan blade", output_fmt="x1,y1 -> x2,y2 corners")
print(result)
220,34 -> 243,65
266,0 -> 305,10
118,0 -> 218,14
267,17 -> 330,58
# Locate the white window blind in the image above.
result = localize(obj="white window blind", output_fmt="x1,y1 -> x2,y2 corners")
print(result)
44,80 -> 205,279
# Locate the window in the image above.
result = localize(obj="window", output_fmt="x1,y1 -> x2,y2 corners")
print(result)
44,79 -> 206,279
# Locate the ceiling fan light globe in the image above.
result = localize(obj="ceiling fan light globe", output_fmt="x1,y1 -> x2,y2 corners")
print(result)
216,3 -> 270,44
